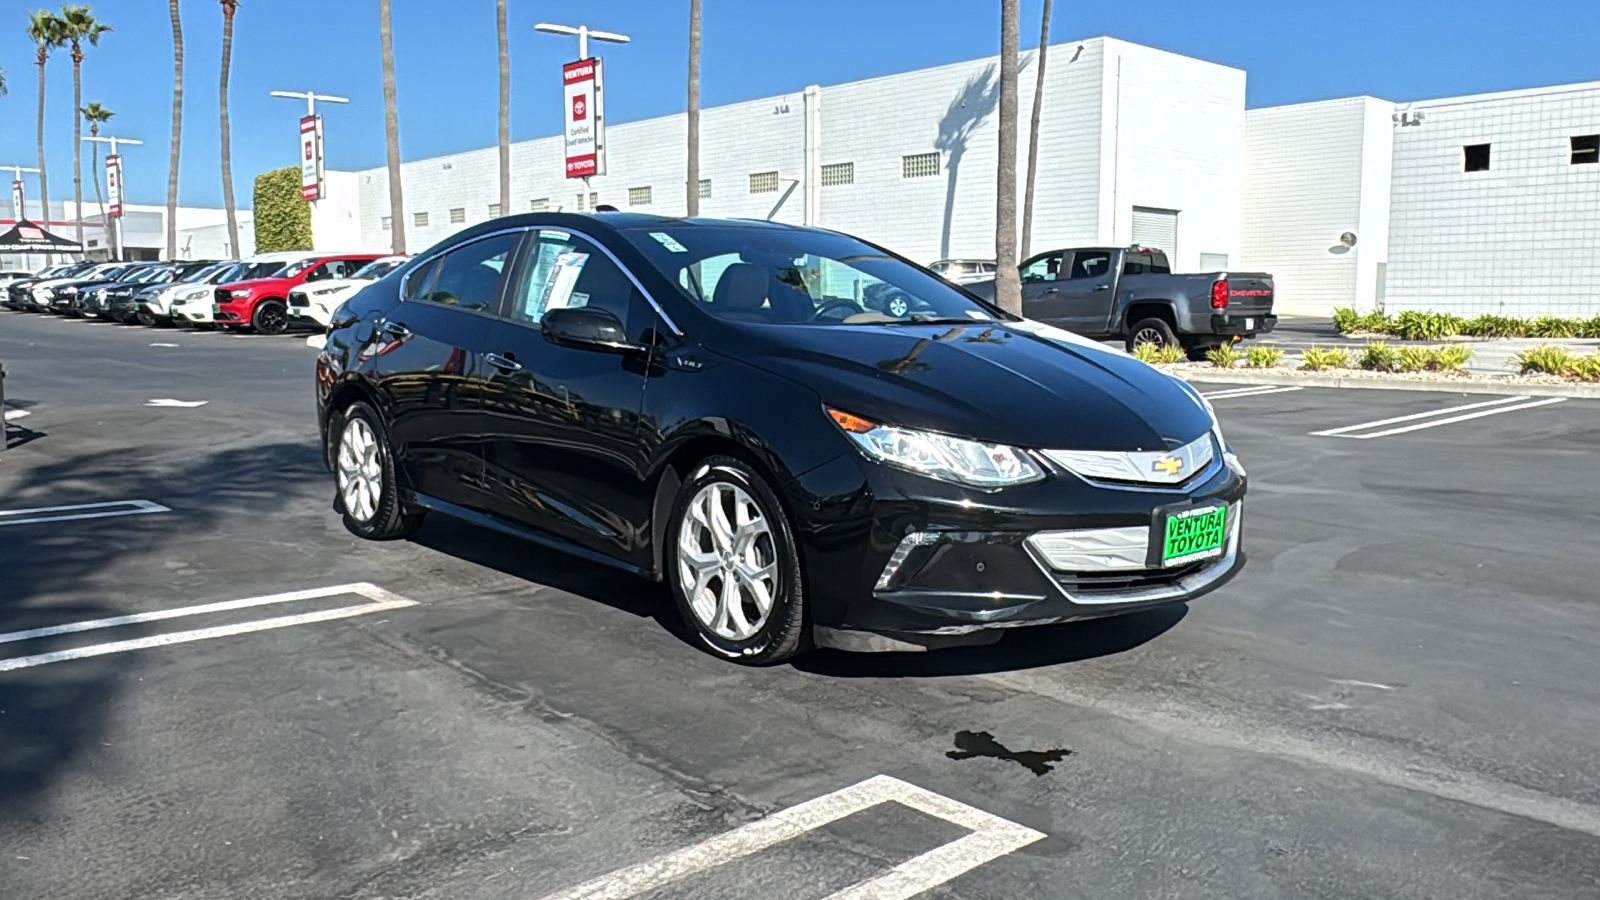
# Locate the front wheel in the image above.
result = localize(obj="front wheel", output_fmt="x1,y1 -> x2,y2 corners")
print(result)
252,299 -> 290,335
1126,317 -> 1179,353
135,309 -> 158,327
333,402 -> 426,541
667,456 -> 807,665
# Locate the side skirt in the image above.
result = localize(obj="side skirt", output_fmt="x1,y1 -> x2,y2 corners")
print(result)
407,491 -> 651,579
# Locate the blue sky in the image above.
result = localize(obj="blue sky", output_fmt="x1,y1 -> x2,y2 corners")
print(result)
2,0 -> 1598,211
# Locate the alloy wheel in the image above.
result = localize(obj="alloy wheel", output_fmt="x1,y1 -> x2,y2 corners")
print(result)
336,417 -> 384,523
257,303 -> 288,335
677,481 -> 778,641
1133,326 -> 1168,347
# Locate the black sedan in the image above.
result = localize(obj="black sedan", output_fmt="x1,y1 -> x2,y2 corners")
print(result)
316,213 -> 1247,664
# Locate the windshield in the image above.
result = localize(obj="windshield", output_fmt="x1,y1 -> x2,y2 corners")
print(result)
351,258 -> 404,280
132,267 -> 173,284
181,263 -> 228,283
620,226 -> 1006,326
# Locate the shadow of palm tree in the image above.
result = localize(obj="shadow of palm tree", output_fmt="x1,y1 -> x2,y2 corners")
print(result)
934,55 -> 1033,260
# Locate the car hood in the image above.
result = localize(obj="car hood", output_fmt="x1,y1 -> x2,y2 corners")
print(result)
291,278 -> 368,296
720,320 -> 1212,452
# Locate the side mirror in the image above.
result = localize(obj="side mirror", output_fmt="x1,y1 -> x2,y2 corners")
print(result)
542,306 -> 648,355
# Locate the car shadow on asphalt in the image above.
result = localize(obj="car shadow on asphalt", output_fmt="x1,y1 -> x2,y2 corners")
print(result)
0,440 -> 326,820
794,604 -> 1188,678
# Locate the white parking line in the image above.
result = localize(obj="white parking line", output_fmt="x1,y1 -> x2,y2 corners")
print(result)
1202,385 -> 1304,400
146,398 -> 208,408
1311,395 -> 1566,439
3,408 -> 29,421
536,774 -> 1044,900
0,583 -> 416,672
0,499 -> 170,527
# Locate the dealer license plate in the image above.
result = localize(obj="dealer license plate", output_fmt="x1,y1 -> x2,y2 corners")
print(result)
1245,317 -> 1255,330
1162,505 -> 1227,567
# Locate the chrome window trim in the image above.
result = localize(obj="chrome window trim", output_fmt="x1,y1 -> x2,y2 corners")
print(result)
397,222 -> 684,337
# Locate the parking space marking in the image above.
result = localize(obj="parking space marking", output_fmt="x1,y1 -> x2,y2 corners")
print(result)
0,499 -> 171,527
3,408 -> 29,421
1312,395 -> 1567,439
537,774 -> 1044,900
149,342 -> 181,348
145,398 -> 208,408
0,583 -> 417,673
1202,385 -> 1304,400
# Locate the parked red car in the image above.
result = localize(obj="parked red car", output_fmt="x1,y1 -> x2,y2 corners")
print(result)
213,253 -> 383,334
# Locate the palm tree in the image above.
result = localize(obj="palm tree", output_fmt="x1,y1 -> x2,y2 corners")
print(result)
219,0 -> 241,257
82,101 -> 112,240
993,0 -> 1022,315
58,4 -> 112,252
166,0 -> 183,259
380,0 -> 406,253
28,10 -> 67,232
1,65 -> 8,97
685,0 -> 701,216
1020,0 -> 1051,259
496,0 -> 510,219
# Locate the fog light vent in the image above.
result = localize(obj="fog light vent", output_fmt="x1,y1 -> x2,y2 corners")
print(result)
876,532 -> 942,590
1027,526 -> 1151,572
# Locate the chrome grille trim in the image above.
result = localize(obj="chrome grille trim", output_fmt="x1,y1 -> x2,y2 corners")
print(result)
1041,433 -> 1216,488
1026,526 -> 1150,572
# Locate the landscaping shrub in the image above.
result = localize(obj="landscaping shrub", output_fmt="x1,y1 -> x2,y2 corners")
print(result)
1156,344 -> 1186,365
1245,346 -> 1284,368
1331,307 -> 1359,335
1300,346 -> 1348,371
1460,314 -> 1526,338
1357,341 -> 1398,372
1528,316 -> 1583,339
1514,345 -> 1573,375
1395,345 -> 1435,373
1582,317 -> 1600,339
1132,343 -> 1163,363
1569,355 -> 1600,382
1332,307 -> 1391,335
1206,344 -> 1243,368
252,166 -> 313,252
1433,344 -> 1474,372
1390,310 -> 1462,341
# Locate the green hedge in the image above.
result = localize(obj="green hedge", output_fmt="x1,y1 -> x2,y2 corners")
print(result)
252,166 -> 313,253
1333,307 -> 1600,340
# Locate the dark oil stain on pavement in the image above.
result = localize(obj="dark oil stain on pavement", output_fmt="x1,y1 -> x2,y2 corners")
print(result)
946,730 -> 1074,775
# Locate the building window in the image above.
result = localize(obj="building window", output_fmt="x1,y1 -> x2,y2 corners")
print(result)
820,162 -> 855,186
530,198 -> 550,212
414,211 -> 429,227
628,186 -> 653,207
1463,143 -> 1491,172
698,178 -> 712,199
902,152 -> 940,178
487,202 -> 502,217
749,171 -> 780,194
449,207 -> 466,224
381,216 -> 392,231
1572,135 -> 1599,165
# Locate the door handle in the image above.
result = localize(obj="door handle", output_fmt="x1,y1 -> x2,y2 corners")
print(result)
486,352 -> 523,373
1093,285 -> 1110,291
1044,288 -> 1059,294
380,320 -> 411,338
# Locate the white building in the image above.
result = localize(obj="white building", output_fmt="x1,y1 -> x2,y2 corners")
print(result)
339,37 -> 1247,274
1,199 -> 254,269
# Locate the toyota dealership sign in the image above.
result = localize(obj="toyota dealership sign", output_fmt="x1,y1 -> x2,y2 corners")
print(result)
300,114 -> 325,202
563,58 -> 606,178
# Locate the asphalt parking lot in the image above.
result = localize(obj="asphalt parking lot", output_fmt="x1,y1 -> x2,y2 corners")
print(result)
2,310 -> 1598,899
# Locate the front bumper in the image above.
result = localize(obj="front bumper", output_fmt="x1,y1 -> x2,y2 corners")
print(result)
214,300 -> 250,323
797,445 -> 1247,649
172,301 -> 214,323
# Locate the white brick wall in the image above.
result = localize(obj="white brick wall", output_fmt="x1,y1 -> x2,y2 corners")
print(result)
1387,82 -> 1600,316
346,37 -> 1247,272
1241,96 -> 1392,315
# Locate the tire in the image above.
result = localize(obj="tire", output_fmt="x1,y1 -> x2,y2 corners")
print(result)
252,299 -> 290,335
332,401 -> 426,541
667,455 -> 807,665
1126,317 -> 1179,353
135,309 -> 157,327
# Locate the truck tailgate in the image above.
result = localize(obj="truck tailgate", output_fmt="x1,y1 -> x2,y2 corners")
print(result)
1223,274 -> 1274,316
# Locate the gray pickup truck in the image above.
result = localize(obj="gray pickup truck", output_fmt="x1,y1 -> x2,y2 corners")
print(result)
967,246 -> 1276,359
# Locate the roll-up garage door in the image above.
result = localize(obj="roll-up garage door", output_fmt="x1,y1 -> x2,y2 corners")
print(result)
1130,207 -> 1179,262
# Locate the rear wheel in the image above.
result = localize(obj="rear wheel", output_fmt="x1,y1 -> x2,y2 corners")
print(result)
333,402 -> 426,541
135,309 -> 158,327
252,299 -> 289,335
667,456 -> 807,665
1126,317 -> 1179,353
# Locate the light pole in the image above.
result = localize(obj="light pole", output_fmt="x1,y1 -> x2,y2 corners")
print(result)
271,91 -> 349,208
534,22 -> 629,211
85,136 -> 142,261
4,166 -> 44,268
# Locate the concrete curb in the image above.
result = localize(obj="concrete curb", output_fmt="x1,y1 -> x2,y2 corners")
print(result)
1166,367 -> 1600,399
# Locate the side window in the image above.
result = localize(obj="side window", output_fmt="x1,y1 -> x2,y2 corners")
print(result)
1149,252 -> 1172,274
1071,251 -> 1112,280
403,258 -> 439,301
417,232 -> 519,311
510,232 -> 639,329
1019,253 -> 1063,283
303,261 -> 338,283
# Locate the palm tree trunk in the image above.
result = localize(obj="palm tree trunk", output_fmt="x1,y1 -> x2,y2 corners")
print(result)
380,0 -> 406,254
166,0 -> 183,260
220,2 -> 240,257
72,48 -> 84,250
1020,0 -> 1051,260
685,0 -> 701,217
496,0 -> 510,218
34,53 -> 49,225
993,0 -> 1022,316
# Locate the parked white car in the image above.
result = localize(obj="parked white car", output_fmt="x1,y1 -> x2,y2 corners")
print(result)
171,252 -> 313,326
0,269 -> 37,290
286,255 -> 409,328
137,261 -> 236,325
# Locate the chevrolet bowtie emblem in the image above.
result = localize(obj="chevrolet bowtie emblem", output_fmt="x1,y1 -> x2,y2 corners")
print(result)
1153,456 -> 1183,476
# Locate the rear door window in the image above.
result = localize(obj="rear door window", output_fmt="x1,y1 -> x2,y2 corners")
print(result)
1070,251 -> 1112,280
416,232 -> 518,312
509,231 -> 639,329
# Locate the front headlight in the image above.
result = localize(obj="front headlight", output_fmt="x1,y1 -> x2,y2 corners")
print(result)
827,407 -> 1044,489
